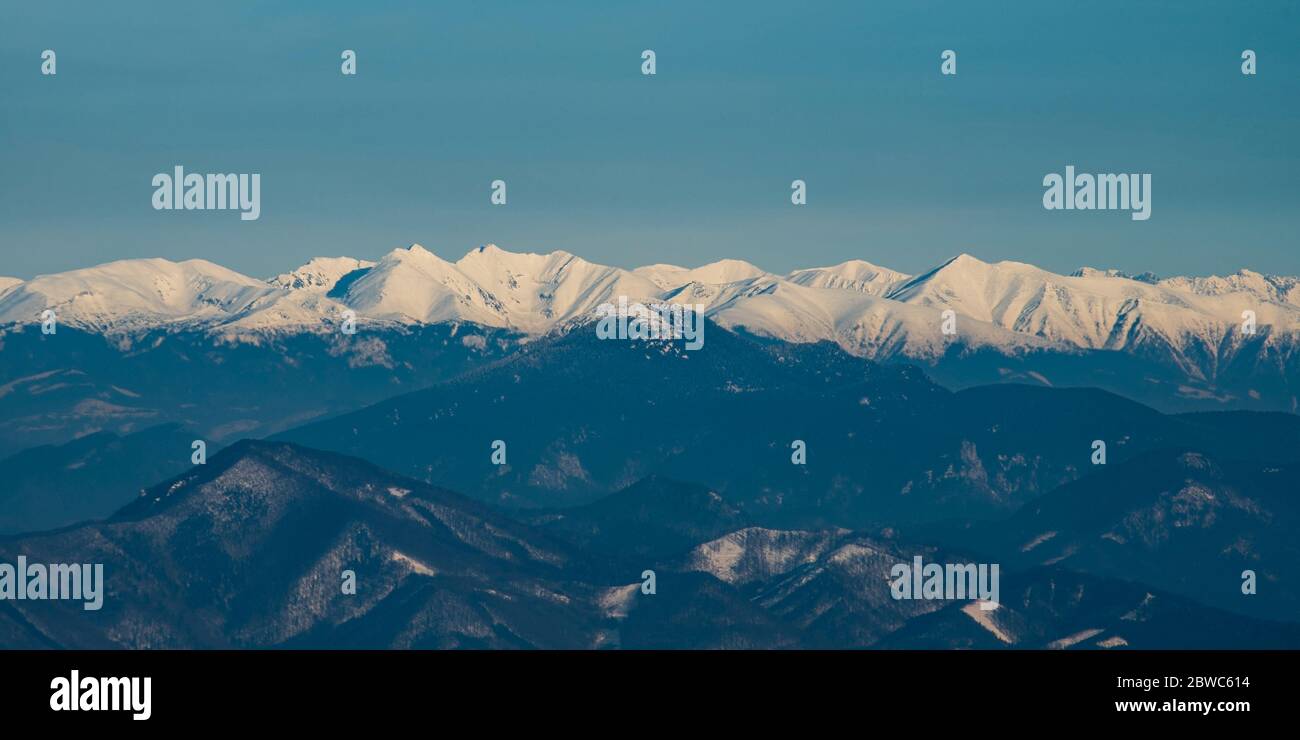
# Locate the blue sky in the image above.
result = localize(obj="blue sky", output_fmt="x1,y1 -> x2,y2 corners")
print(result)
2,1 -> 1296,280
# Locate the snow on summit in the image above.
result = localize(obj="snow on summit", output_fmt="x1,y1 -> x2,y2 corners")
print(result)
0,258 -> 284,331
4,243 -> 1299,377
452,244 -> 661,333
787,259 -> 910,295
269,256 -> 374,293
674,258 -> 772,286
336,243 -> 509,326
883,253 -> 1300,363
632,263 -> 690,290
1159,269 -> 1300,308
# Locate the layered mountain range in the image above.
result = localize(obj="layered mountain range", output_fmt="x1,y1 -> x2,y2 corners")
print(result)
3,440 -> 1294,649
2,241 -> 1297,646
4,243 -> 1300,414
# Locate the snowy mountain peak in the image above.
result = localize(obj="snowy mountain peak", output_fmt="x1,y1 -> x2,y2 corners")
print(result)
681,259 -> 771,285
1071,267 -> 1159,283
941,253 -> 989,269
269,257 -> 375,293
787,259 -> 910,296
0,257 -> 282,331
7,244 -> 1300,396
455,243 -> 578,268
340,243 -> 505,326
453,244 -> 658,332
633,264 -> 691,289
384,243 -> 449,262
1158,270 -> 1300,308
887,254 -> 996,303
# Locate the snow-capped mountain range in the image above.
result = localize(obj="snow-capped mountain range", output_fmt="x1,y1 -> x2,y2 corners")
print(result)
4,242 -> 1300,393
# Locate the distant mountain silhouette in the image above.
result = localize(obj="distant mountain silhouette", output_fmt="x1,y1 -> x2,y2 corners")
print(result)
0,423 -> 197,535
925,448 -> 1300,622
3,441 -> 1294,649
277,322 -> 1300,530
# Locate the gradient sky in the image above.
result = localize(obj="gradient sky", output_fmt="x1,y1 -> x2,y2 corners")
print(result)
2,1 -> 1297,281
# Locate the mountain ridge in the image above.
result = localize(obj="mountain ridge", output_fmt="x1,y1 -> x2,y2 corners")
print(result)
6,244 -> 1296,344
6,243 -> 1300,414
3,438 -> 1295,649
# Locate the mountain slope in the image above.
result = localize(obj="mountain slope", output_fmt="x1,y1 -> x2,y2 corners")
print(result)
0,258 -> 285,332
453,244 -> 662,332
704,276 -> 1054,360
875,567 -> 1300,649
886,253 -> 1298,375
787,259 -> 909,295
0,423 -> 198,535
276,321 -> 1300,529
0,441 -> 614,648
269,256 -> 374,293
0,322 -> 517,459
948,448 -> 1300,622
7,242 -> 1300,463
336,244 -> 511,327
274,320 -> 971,519
3,440 -> 1294,649
532,476 -> 750,560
